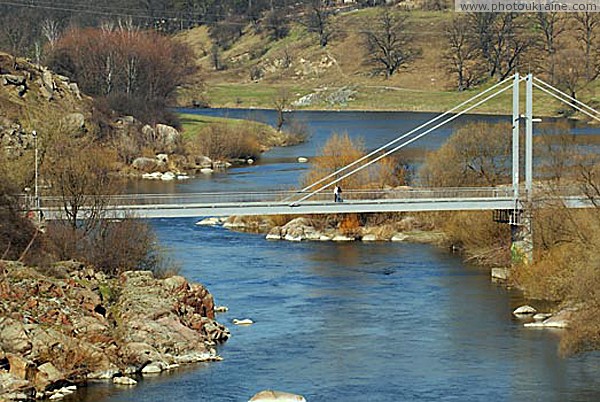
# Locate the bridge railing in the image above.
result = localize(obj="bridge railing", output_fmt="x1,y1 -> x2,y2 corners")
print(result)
35,186 -> 519,209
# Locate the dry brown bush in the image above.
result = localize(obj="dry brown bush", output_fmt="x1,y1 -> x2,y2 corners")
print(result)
512,161 -> 600,355
561,306 -> 600,356
420,121 -> 512,187
433,211 -> 511,266
269,214 -> 296,227
368,224 -> 397,240
46,217 -> 169,277
303,132 -> 408,190
339,214 -> 361,237
189,124 -> 262,160
0,171 -> 43,263
44,136 -> 122,233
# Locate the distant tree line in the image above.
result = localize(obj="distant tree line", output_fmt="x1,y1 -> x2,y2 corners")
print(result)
445,12 -> 600,99
0,0 -> 398,58
0,0 -> 405,120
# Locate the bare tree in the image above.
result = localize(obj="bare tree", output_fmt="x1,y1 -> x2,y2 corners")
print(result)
305,0 -> 331,47
0,8 -> 33,66
363,8 -> 419,78
535,12 -> 566,83
444,16 -> 483,91
272,88 -> 292,131
264,7 -> 290,40
573,12 -> 600,81
41,19 -> 62,50
554,48 -> 586,101
469,13 -> 531,80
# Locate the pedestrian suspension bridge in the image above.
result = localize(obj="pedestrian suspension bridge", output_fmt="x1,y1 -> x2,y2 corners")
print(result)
40,73 -> 599,221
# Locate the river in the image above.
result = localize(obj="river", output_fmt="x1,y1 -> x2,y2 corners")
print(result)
80,110 -> 600,401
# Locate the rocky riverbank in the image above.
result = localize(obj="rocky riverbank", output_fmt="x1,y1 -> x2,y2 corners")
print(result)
197,215 -> 446,244
0,261 -> 229,401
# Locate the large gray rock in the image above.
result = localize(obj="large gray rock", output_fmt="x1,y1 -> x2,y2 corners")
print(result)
0,318 -> 31,354
195,155 -> 213,169
34,362 -> 65,390
491,268 -> 510,282
141,125 -> 156,142
2,74 -> 26,86
132,157 -> 160,172
6,354 -> 35,381
280,218 -> 315,241
513,305 -> 537,316
40,69 -> 56,100
155,124 -> 181,152
63,113 -> 85,132
68,83 -> 82,99
113,376 -> 137,386
524,309 -> 573,329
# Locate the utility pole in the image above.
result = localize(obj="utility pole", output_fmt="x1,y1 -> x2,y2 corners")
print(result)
32,130 -> 40,223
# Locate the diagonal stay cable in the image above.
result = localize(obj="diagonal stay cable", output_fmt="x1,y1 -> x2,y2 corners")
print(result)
533,77 -> 600,119
532,85 -> 600,123
291,78 -> 521,205
284,74 -> 517,202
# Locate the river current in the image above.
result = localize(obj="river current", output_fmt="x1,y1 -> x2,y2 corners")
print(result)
79,110 -> 600,401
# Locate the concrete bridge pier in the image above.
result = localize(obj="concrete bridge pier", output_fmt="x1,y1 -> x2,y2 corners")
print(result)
510,210 -> 533,266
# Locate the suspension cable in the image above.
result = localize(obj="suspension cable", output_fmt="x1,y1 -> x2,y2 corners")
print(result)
292,78 -> 520,205
532,83 -> 600,124
533,77 -> 600,119
287,74 -> 517,200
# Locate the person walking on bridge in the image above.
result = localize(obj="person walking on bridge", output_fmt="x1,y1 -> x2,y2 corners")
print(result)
334,185 -> 342,202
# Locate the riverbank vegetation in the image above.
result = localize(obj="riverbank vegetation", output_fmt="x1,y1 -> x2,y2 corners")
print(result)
418,121 -> 600,356
181,113 -> 307,162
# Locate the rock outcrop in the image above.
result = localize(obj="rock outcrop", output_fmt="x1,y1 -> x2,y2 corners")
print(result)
0,261 -> 229,401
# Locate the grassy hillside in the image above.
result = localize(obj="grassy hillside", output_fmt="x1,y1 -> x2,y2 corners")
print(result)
175,9 -> 591,116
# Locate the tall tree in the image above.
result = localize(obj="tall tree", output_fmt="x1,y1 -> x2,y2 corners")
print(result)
445,15 -> 483,91
469,13 -> 531,80
363,8 -> 419,78
420,122 -> 512,187
573,12 -> 600,81
305,0 -> 331,47
48,27 -> 196,124
535,12 -> 566,83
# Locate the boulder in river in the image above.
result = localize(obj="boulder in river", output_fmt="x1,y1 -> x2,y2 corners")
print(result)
232,318 -> 254,326
513,305 -> 537,316
249,390 -> 307,402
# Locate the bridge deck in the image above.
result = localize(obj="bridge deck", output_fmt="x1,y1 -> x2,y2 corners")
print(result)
87,197 -> 518,218
36,187 -> 591,220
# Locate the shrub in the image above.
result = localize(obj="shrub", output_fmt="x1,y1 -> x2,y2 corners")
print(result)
0,174 -> 43,263
190,124 -> 261,160
302,132 -> 408,191
46,218 -> 168,277
47,27 -> 195,125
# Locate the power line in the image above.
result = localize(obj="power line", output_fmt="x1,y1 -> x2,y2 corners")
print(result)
0,0 -> 454,36
0,0 -> 541,38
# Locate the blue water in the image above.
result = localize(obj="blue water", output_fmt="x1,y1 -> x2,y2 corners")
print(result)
78,220 -> 600,402
81,110 -> 600,401
128,109 -> 592,195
